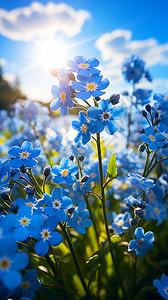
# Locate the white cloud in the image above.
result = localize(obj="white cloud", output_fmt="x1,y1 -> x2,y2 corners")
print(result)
0,2 -> 90,41
96,29 -> 168,68
0,58 -> 6,66
95,29 -> 168,88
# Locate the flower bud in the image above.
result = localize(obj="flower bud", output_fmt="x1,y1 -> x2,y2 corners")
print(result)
43,166 -> 51,178
138,200 -> 147,209
81,175 -> 89,183
10,202 -> 18,213
130,218 -> 137,226
68,72 -> 75,81
135,208 -> 145,218
95,96 -> 101,101
145,104 -> 151,112
69,155 -> 74,161
142,110 -> 147,118
110,94 -> 120,105
138,144 -> 146,152
25,185 -> 35,195
20,165 -> 27,173
79,155 -> 85,161
140,128 -> 145,134
49,69 -> 58,77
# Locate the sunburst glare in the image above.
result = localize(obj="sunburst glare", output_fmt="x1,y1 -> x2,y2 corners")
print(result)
34,37 -> 67,69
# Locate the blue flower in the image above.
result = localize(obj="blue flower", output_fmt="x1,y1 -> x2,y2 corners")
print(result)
72,112 -> 95,145
43,187 -> 72,222
66,56 -> 100,77
3,206 -> 44,242
50,79 -> 74,116
140,126 -> 165,151
51,158 -> 78,185
8,141 -> 41,168
0,160 -> 10,187
0,239 -> 29,290
87,99 -> 124,135
133,89 -> 152,105
67,202 -> 93,234
128,227 -> 154,257
144,200 -> 167,225
71,74 -> 109,100
111,212 -> 130,235
9,269 -> 41,299
128,173 -> 155,192
153,273 -> 168,300
31,216 -> 63,256
122,55 -> 146,84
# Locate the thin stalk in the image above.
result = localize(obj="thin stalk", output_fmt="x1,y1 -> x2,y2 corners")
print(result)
59,222 -> 90,298
76,157 -> 100,248
96,133 -> 128,300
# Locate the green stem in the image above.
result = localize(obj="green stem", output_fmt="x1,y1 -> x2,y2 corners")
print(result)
96,133 -> 128,300
143,149 -> 150,177
59,222 -> 90,298
45,254 -> 58,279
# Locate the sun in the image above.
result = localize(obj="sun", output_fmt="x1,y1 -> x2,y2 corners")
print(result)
34,37 -> 67,69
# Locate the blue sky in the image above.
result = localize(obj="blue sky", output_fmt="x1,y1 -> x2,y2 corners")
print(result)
0,0 -> 168,101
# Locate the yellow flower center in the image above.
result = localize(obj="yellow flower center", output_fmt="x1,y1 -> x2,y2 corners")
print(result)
2,174 -> 8,181
79,63 -> 89,69
81,124 -> 88,132
61,169 -> 69,176
60,92 -> 66,102
137,239 -> 143,245
87,82 -> 96,91
139,179 -> 143,184
117,220 -> 124,226
150,135 -> 155,141
20,151 -> 29,159
53,200 -> 61,208
27,203 -> 33,207
103,113 -> 109,119
41,229 -> 51,240
19,217 -> 30,226
21,281 -> 30,290
0,258 -> 10,270
155,208 -> 160,214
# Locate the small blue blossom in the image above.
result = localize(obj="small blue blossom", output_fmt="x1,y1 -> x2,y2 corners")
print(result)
0,160 -> 10,187
66,56 -> 100,77
71,74 -> 109,100
31,216 -> 63,256
88,99 -> 124,135
133,89 -> 152,105
8,141 -> 41,168
140,126 -> 165,151
67,201 -> 93,234
72,112 -> 95,145
153,273 -> 168,300
50,79 -> 74,116
51,158 -> 78,185
43,187 -> 72,222
144,200 -> 167,225
128,173 -> 155,192
0,239 -> 29,290
128,227 -> 154,257
111,212 -> 130,235
9,269 -> 41,299
122,55 -> 146,84
3,206 -> 44,242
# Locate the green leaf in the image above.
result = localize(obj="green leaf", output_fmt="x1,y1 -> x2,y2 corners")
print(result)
107,153 -> 117,178
111,235 -> 121,243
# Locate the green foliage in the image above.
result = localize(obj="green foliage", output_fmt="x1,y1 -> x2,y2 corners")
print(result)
107,153 -> 117,178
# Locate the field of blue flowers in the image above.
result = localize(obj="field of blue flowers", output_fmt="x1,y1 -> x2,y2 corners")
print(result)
0,55 -> 168,300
